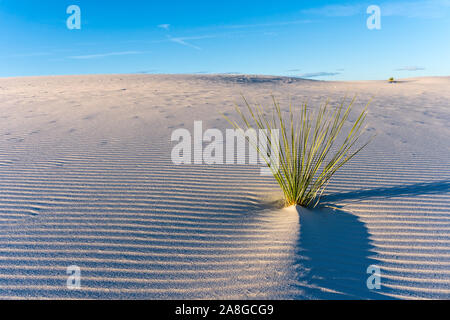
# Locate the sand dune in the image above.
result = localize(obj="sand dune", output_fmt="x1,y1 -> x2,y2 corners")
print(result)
0,74 -> 449,299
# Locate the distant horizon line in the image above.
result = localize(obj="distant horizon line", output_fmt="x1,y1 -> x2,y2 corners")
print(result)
1,72 -> 448,82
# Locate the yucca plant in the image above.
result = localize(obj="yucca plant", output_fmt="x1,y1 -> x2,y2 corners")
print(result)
224,95 -> 373,208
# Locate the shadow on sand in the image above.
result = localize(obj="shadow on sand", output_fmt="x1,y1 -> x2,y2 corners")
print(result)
321,180 -> 450,204
293,206 -> 386,299
292,180 -> 450,299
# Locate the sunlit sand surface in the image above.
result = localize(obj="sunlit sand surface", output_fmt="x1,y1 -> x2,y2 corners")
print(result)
0,74 -> 449,299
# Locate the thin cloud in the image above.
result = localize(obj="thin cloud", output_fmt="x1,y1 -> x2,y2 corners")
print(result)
168,38 -> 201,50
299,72 -> 341,78
302,4 -> 362,17
126,34 -> 215,50
158,24 -> 170,30
224,19 -> 311,29
396,66 -> 425,71
68,51 -> 143,59
167,35 -> 214,50
382,0 -> 450,18
302,1 -> 450,18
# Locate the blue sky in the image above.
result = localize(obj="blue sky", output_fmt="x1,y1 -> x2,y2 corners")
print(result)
1,0 -> 449,80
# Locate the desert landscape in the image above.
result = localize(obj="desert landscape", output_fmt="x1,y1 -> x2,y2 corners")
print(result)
0,74 -> 449,299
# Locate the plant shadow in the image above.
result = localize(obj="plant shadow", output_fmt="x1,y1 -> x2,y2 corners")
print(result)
292,180 -> 450,299
321,180 -> 450,204
293,206 -> 388,299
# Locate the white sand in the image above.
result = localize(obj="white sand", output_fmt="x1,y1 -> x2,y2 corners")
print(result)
0,74 -> 449,299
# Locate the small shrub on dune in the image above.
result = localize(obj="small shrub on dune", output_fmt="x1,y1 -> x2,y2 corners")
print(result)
224,96 -> 373,208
